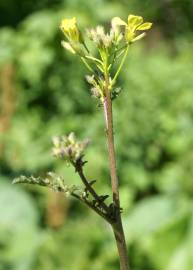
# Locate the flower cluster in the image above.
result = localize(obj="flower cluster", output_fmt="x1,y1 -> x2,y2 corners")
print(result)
52,132 -> 90,163
85,75 -> 105,100
60,15 -> 152,49
60,15 -> 152,102
86,26 -> 114,48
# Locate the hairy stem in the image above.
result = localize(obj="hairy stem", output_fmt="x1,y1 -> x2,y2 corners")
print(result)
103,72 -> 130,270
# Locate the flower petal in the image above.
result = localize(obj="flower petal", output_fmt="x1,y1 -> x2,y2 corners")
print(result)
60,17 -> 77,31
137,22 -> 153,30
128,15 -> 143,27
132,32 -> 146,42
125,28 -> 135,42
111,17 -> 127,28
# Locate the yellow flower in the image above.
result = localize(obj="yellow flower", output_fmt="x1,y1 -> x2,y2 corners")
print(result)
60,17 -> 80,42
111,14 -> 152,43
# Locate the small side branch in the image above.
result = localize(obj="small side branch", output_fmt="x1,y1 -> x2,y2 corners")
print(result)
71,192 -> 111,223
72,158 -> 109,214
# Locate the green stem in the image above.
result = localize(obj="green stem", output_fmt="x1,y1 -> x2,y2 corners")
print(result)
81,57 -> 94,72
112,45 -> 129,86
85,55 -> 103,65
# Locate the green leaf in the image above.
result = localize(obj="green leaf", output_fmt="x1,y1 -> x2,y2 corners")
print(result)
0,180 -> 39,269
124,196 -> 176,241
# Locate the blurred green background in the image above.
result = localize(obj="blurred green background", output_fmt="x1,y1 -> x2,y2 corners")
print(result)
0,0 -> 193,269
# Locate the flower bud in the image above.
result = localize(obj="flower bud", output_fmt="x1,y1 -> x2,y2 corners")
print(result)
60,17 -> 80,42
52,133 -> 90,163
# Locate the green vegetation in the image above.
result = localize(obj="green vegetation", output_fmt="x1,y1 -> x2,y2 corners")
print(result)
0,1 -> 193,269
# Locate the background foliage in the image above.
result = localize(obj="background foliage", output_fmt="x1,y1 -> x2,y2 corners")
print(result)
0,0 -> 193,269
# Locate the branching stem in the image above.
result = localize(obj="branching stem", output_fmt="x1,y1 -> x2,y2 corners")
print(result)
71,192 -> 110,222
